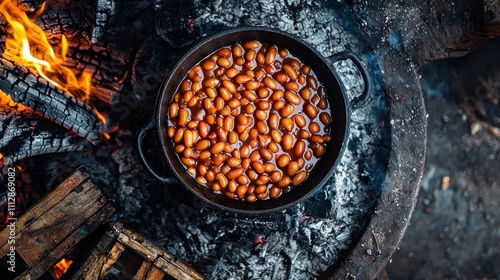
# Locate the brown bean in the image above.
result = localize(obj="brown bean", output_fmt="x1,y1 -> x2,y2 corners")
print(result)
225,191 -> 237,199
256,175 -> 270,185
243,90 -> 257,101
252,162 -> 265,174
263,77 -> 278,90
227,168 -> 244,180
282,134 -> 294,151
226,157 -> 241,168
269,90 -> 283,102
301,65 -> 311,75
223,116 -> 234,132
247,169 -> 258,180
268,141 -> 279,153
285,91 -> 301,105
222,80 -> 236,93
270,171 -> 282,183
167,126 -> 175,138
278,105 -> 292,118
180,157 -> 196,167
324,135 -> 331,143
237,175 -> 249,185
274,72 -> 287,83
195,139 -> 210,150
294,140 -> 306,157
244,40 -> 259,49
240,145 -> 251,158
203,77 -> 220,88
287,161 -> 299,176
226,131 -> 237,144
217,57 -> 231,68
281,118 -> 293,132
224,67 -> 238,79
177,109 -> 189,126
235,185 -> 247,197
268,186 -> 280,198
255,185 -> 267,194
197,121 -> 208,138
199,150 -> 211,160
314,144 -> 325,157
309,122 -> 320,133
174,144 -> 185,154
259,148 -> 273,161
254,110 -> 268,121
215,173 -> 228,188
245,49 -> 256,61
253,88 -> 267,99
299,88 -> 311,100
227,180 -> 238,192
246,81 -> 260,90
234,74 -> 252,84
310,135 -> 325,144
256,121 -> 268,134
211,182 -> 221,192
307,75 -> 318,90
265,163 -> 276,173
283,64 -> 297,81
246,194 -> 257,202
180,80 -> 190,92
318,99 -> 328,110
304,103 -> 318,119
277,176 -> 291,188
292,171 -> 307,186
279,49 -> 288,57
284,82 -> 299,92
192,82 -> 202,92
311,94 -> 320,105
271,129 -> 282,143
186,120 -> 198,129
219,87 -> 232,101
201,59 -> 216,71
174,128 -> 185,143
242,158 -> 251,170
320,112 -> 332,126
265,46 -> 277,64
232,45 -> 243,57
211,142 -> 226,154
183,147 -> 194,158
227,98 -> 241,109
277,154 -> 291,168
169,103 -> 179,118
249,150 -> 261,162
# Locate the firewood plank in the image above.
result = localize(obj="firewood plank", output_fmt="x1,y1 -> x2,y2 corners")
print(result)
0,167 -> 90,256
15,179 -> 107,265
16,202 -> 115,279
145,266 -> 166,280
134,261 -> 153,280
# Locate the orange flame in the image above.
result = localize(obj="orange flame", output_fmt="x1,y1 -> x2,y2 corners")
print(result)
53,258 -> 73,279
0,0 -> 104,123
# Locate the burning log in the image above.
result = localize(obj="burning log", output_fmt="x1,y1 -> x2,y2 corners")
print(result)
0,56 -> 104,144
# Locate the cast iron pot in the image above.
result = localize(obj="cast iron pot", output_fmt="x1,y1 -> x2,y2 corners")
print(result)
137,27 -> 372,215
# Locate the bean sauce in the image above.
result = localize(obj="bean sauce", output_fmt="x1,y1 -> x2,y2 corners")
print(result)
168,41 -> 331,202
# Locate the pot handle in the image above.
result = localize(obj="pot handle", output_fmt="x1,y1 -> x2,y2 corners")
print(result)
330,51 -> 373,110
136,119 -> 178,184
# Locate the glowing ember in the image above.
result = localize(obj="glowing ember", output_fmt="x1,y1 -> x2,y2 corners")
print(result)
53,258 -> 73,279
0,0 -> 105,123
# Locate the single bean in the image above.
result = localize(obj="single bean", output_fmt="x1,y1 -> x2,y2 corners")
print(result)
236,185 -> 247,197
167,126 -> 175,138
277,175 -> 291,188
287,161 -> 299,176
249,128 -> 259,140
199,150 -> 211,160
259,148 -> 273,161
304,103 -> 318,119
240,145 -> 251,158
219,87 -> 232,101
235,74 -> 253,84
255,69 -> 266,81
285,91 -> 301,105
201,59 -> 216,71
318,99 -> 328,110
273,100 -> 285,110
244,40 -> 259,49
268,141 -> 279,153
211,142 -> 226,154
299,88 -> 311,100
255,110 -> 268,121
271,90 -> 284,101
324,135 -> 332,143
247,169 -> 258,180
320,112 -> 332,126
271,129 -> 282,143
252,161 -> 265,174
181,157 -> 195,167
264,162 -> 276,173
174,128 -> 185,143
178,109 -> 189,126
265,46 -> 277,64
277,154 -> 291,168
174,144 -> 185,153
255,185 -> 267,194
169,103 -> 179,118
256,175 -> 270,185
183,147 -> 194,158
222,80 -> 236,93
245,49 -> 256,61
281,134 -> 294,151
309,122 -> 320,133
228,180 -> 238,192
246,194 -> 257,202
311,94 -> 320,105
227,168 -> 244,180
281,118 -> 294,132
217,57 -> 231,68
270,186 -> 281,199
227,98 -> 241,109
232,45 -> 243,57
307,75 -> 318,90
294,140 -> 306,157
281,104 -> 295,118
285,81 -> 299,92
279,49 -> 288,57
292,171 -> 307,186
256,121 -> 268,134
283,64 -> 297,80
203,77 -> 220,88
243,90 -> 257,101
274,72 -> 287,83
257,88 -> 269,98
228,131 -> 238,144
314,144 -> 326,157
242,158 -> 251,170
263,77 -> 278,89
195,139 -> 210,150
237,175 -> 249,185
301,65 -> 311,75
224,143 -> 234,153
211,182 -> 221,192
310,135 -> 325,144
246,81 -> 260,90
270,171 -> 282,183
226,67 -> 239,79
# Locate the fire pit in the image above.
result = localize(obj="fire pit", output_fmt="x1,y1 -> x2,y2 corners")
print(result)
0,0 -> 427,279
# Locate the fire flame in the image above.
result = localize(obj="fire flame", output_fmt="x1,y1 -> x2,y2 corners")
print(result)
0,0 -> 105,123
53,258 -> 73,279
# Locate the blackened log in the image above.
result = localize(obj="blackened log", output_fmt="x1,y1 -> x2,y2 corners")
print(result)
0,116 -> 89,166
153,0 -> 201,48
81,0 -> 151,43
36,2 -> 83,38
0,57 -> 103,144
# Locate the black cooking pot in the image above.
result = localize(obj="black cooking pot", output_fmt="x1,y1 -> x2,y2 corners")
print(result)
136,27 -> 372,215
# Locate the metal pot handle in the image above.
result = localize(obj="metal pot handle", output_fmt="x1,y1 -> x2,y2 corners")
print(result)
136,119 -> 178,184
330,51 -> 373,110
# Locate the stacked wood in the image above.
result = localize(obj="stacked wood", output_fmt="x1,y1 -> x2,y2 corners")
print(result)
0,167 -> 115,279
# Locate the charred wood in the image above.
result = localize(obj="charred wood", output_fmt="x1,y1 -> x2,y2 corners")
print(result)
16,0 -> 44,12
0,57 -> 103,144
81,0 -> 151,43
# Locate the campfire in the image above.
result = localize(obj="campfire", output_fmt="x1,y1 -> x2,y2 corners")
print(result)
0,0 -> 448,279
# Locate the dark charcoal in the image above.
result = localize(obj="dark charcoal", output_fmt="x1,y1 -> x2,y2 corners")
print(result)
154,0 -> 201,48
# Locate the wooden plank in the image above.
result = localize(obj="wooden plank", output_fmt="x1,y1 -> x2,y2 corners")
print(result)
16,203 -> 115,279
145,266 -> 166,280
155,256 -> 204,280
101,242 -> 126,276
15,179 -> 106,265
0,167 -> 90,256
134,261 -> 153,280
71,223 -> 123,279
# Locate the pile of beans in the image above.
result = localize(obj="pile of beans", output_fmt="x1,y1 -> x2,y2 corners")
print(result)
167,40 -> 332,202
